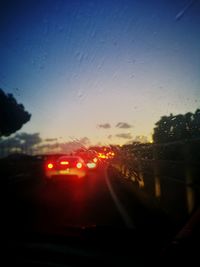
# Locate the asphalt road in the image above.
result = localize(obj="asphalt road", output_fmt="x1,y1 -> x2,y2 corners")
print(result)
5,163 -> 175,242
4,162 -> 199,266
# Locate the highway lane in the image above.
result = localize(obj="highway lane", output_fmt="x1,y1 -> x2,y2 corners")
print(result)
4,160 -> 199,266
5,164 -> 174,244
4,163 -> 183,266
34,167 -> 128,232
6,166 -> 126,234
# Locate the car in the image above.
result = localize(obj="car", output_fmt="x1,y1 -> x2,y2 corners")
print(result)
75,150 -> 99,170
84,154 -> 99,170
45,155 -> 88,180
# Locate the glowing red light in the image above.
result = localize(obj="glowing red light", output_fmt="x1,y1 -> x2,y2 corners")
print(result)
93,157 -> 98,163
47,163 -> 54,169
60,161 -> 69,165
76,162 -> 82,169
87,162 -> 96,169
98,153 -> 106,159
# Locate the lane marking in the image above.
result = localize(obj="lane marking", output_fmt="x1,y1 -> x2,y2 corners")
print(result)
104,168 -> 135,228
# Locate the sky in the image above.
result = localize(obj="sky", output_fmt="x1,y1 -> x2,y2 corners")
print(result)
0,0 -> 200,146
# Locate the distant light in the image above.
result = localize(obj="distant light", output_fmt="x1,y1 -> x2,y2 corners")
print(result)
93,157 -> 98,163
60,161 -> 69,165
87,162 -> 96,169
76,162 -> 82,169
98,153 -> 106,159
47,163 -> 53,169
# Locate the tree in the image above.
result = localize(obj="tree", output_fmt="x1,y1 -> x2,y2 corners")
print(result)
0,88 -> 31,137
153,109 -> 200,143
153,114 -> 173,143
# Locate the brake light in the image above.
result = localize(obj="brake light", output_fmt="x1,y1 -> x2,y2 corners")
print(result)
98,153 -> 106,159
76,162 -> 82,169
87,162 -> 96,169
47,163 -> 54,169
60,161 -> 69,165
93,157 -> 98,163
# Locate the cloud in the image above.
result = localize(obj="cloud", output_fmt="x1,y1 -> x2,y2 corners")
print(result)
16,132 -> 42,146
0,132 -> 42,157
133,135 -> 148,143
116,133 -> 132,139
0,137 -> 21,148
35,142 -> 77,154
44,138 -> 58,142
59,138 -> 90,153
116,122 -> 132,129
36,143 -> 59,151
79,137 -> 90,145
36,137 -> 91,154
68,136 -> 90,146
98,123 -> 111,129
45,138 -> 58,142
0,133 -> 91,157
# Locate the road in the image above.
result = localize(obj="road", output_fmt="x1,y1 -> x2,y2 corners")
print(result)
5,163 -> 174,242
6,163 -> 196,266
3,160 -> 199,267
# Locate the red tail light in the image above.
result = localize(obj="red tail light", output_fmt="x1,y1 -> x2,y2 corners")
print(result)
47,163 -> 54,169
60,161 -> 69,165
93,157 -> 98,163
76,162 -> 82,169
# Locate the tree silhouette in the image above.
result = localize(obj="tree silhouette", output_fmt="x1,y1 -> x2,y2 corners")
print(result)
0,89 -> 31,137
153,109 -> 200,143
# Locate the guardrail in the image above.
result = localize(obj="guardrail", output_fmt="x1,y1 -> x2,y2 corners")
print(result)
111,139 -> 200,223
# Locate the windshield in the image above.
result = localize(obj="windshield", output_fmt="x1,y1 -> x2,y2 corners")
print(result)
1,0 -> 200,265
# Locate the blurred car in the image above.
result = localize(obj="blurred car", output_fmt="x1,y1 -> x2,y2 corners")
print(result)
85,155 -> 99,170
45,155 -> 87,179
75,151 -> 99,170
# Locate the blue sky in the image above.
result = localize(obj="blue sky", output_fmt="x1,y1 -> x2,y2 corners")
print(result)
1,0 -> 200,145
